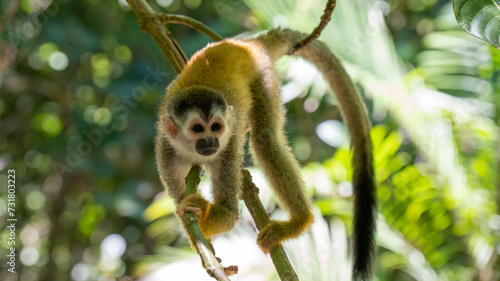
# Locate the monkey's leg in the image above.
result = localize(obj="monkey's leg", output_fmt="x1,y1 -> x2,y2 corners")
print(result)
249,80 -> 314,253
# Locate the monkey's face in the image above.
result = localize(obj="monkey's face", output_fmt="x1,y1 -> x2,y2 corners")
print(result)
187,114 -> 226,156
162,107 -> 233,160
162,85 -> 235,161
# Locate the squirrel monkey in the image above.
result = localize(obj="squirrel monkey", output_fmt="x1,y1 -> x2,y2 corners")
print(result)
155,28 -> 376,280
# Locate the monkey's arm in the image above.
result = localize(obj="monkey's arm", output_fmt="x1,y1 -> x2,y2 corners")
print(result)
155,134 -> 214,243
156,130 -> 243,240
154,133 -> 191,204
200,134 -> 244,239
177,192 -> 237,240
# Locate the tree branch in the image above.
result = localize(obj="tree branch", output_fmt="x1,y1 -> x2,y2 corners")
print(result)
183,166 -> 234,281
289,0 -> 336,54
126,0 -> 187,73
157,14 -> 223,42
242,170 -> 299,281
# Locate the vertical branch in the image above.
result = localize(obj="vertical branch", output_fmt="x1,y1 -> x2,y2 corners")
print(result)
183,166 -> 232,281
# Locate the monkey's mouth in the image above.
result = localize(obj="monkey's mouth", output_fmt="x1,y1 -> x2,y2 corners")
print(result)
195,137 -> 220,156
196,148 -> 218,156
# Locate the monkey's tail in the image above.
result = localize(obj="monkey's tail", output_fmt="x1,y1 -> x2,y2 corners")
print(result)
256,28 -> 376,281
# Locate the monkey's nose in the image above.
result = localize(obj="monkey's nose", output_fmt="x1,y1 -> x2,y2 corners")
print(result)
195,137 -> 220,156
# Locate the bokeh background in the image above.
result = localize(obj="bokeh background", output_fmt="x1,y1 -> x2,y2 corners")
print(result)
1,0 -> 499,280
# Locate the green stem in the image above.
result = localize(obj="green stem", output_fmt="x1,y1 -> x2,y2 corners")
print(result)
242,170 -> 299,281
184,166 -> 231,281
158,14 -> 223,42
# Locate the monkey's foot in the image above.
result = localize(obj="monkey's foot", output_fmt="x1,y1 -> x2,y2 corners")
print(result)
256,221 -> 285,253
257,214 -> 314,253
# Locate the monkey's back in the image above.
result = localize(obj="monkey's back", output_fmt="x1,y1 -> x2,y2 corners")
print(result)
162,39 -> 277,124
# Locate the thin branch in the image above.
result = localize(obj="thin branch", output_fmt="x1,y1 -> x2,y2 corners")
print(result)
242,170 -> 299,281
183,166 -> 234,281
289,0 -> 336,54
126,0 -> 187,73
157,14 -> 223,42
184,165 -> 203,195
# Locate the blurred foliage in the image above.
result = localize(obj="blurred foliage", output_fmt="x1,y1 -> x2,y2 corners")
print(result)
0,0 -> 499,281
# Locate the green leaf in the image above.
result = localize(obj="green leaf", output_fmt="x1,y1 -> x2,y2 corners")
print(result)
143,192 -> 176,222
452,0 -> 500,49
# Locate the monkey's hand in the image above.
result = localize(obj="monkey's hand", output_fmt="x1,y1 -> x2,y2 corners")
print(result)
257,214 -> 314,253
177,194 -> 239,239
177,194 -> 211,228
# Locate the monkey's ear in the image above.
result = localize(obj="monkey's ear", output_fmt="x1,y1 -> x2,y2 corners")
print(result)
162,115 -> 178,139
227,106 -> 235,120
226,106 -> 235,127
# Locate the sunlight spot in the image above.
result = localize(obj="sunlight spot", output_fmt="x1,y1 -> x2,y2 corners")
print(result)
71,263 -> 91,281
316,120 -> 347,148
338,181 -> 353,197
20,247 -> 39,266
48,51 -> 69,70
100,234 -> 127,259
114,45 -> 132,64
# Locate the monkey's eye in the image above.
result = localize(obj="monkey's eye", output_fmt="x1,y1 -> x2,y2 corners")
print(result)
211,123 -> 222,131
192,124 -> 204,132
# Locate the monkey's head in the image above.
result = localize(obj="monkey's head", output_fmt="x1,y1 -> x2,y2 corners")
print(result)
162,86 -> 234,160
